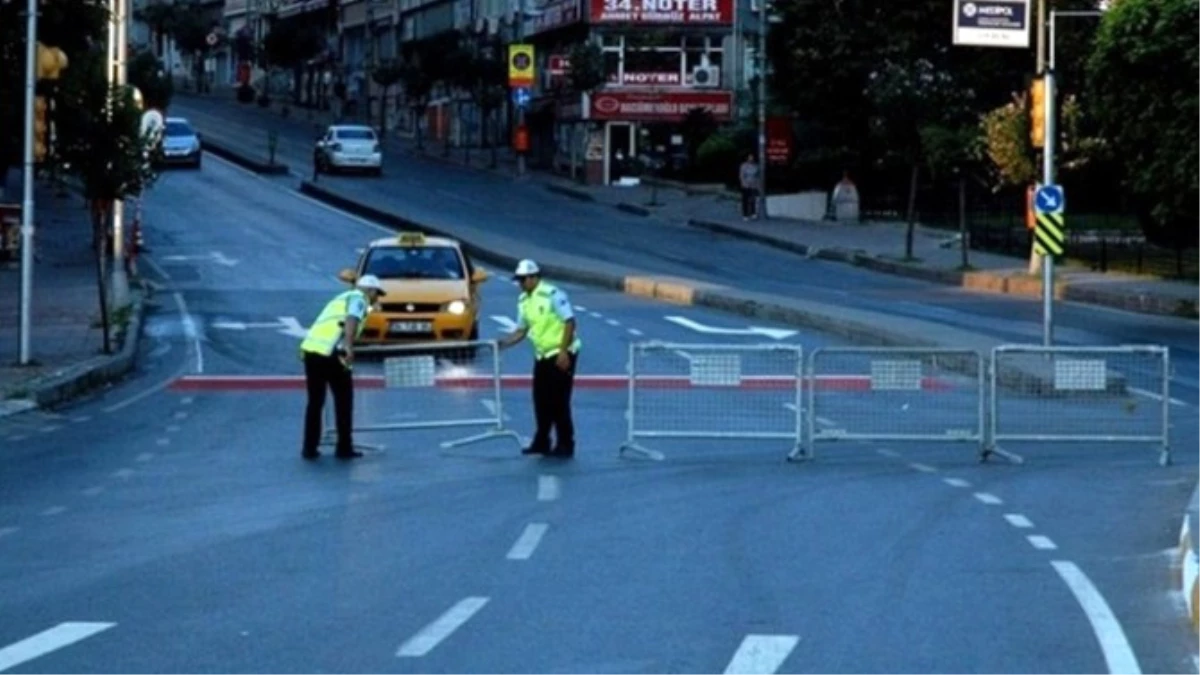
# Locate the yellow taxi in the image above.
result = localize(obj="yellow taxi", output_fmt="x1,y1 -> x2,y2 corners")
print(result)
338,232 -> 489,344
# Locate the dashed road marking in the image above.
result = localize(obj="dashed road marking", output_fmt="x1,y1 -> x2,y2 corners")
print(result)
574,305 -> 587,312
396,597 -> 490,657
1051,560 -> 1142,674
588,311 -> 603,319
0,622 -> 117,672
537,475 -> 561,502
166,425 -> 181,433
112,468 -> 135,479
70,416 -> 92,424
0,526 -> 17,539
875,448 -> 901,458
628,328 -> 643,336
506,523 -> 549,560
1028,535 -> 1058,550
181,397 -> 194,405
173,411 -> 189,420
38,426 -> 61,434
974,492 -> 1003,505
909,463 -> 937,473
82,486 -> 104,497
11,435 -> 28,442
156,438 -> 170,446
136,452 -> 155,463
40,506 -> 67,517
605,318 -> 620,326
943,477 -> 971,488
723,634 -> 801,674
1004,513 -> 1034,528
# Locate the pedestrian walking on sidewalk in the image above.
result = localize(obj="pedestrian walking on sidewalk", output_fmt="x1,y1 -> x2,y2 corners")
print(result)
499,259 -> 581,459
739,154 -> 760,219
298,274 -> 386,460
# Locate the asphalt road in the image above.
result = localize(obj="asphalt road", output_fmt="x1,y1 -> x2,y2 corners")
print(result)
0,154 -> 1196,674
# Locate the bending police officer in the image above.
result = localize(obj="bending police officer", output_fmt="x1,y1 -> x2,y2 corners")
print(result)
299,274 -> 386,460
499,259 -> 581,458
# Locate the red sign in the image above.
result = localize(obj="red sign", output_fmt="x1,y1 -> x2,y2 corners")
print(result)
528,0 -> 584,35
607,71 -> 683,86
589,90 -> 733,121
591,0 -> 733,24
766,116 -> 791,165
548,54 -> 570,76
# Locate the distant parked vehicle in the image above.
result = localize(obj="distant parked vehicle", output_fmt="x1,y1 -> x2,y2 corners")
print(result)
313,124 -> 383,176
158,117 -> 202,169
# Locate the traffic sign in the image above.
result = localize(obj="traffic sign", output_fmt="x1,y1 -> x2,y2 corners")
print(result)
206,32 -> 218,46
1034,184 -> 1064,214
1033,212 -> 1066,258
508,44 -> 534,88
512,87 -> 531,108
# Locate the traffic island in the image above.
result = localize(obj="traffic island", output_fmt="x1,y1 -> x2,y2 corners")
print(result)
200,138 -> 289,175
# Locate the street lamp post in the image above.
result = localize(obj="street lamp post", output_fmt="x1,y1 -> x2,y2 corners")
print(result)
754,0 -> 767,220
109,0 -> 131,309
18,0 -> 38,364
515,0 -> 526,177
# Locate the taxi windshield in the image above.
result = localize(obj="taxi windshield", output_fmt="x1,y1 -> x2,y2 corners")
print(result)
362,245 -> 465,280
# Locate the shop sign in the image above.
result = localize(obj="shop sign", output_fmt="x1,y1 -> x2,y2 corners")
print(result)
528,0 -> 584,35
607,71 -> 683,86
589,91 -> 733,122
591,0 -> 733,25
766,116 -> 791,165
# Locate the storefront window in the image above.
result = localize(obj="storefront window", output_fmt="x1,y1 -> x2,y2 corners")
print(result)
624,48 -> 681,74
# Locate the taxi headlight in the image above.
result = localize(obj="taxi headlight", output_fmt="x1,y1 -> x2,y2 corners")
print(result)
447,300 -> 467,315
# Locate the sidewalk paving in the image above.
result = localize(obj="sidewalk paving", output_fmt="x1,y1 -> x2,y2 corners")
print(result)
177,89 -> 1197,319
0,182 -> 146,416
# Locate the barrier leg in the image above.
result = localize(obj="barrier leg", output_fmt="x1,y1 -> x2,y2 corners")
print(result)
440,427 -> 523,450
319,406 -> 385,452
980,444 -> 1024,465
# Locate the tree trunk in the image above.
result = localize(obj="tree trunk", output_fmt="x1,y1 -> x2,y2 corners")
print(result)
958,173 -> 969,269
461,101 -> 470,164
413,106 -> 425,152
90,199 -> 112,355
488,109 -> 498,169
904,163 -> 919,260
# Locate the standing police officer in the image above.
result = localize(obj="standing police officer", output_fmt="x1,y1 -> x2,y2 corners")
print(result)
299,274 -> 386,460
499,259 -> 581,458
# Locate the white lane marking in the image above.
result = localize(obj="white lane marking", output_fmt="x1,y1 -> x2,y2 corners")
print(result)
102,358 -> 192,414
111,468 -> 135,479
70,415 -> 91,424
628,328 -> 643,336
943,477 -> 971,488
1028,535 -> 1058,550
181,397 -> 194,405
974,492 -> 1003,505
82,486 -> 104,496
490,315 -> 519,332
479,399 -> 509,421
909,463 -> 937,473
1051,560 -> 1141,674
723,634 -> 801,674
136,452 -> 155,463
156,438 -> 169,446
537,475 -> 561,502
588,311 -> 603,319
876,448 -> 901,458
1128,386 -> 1189,407
574,305 -> 588,312
10,435 -> 27,442
506,523 -> 549,560
605,318 -> 620,326
38,426 -> 60,434
1005,513 -> 1034,528
396,596 -> 490,657
0,622 -> 117,672
166,425 -> 181,433
0,526 -> 16,539
141,256 -> 204,376
40,506 -> 67,517
173,411 -> 188,420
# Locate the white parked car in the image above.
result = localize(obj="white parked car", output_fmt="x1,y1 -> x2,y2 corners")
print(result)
158,117 -> 202,169
313,124 -> 383,176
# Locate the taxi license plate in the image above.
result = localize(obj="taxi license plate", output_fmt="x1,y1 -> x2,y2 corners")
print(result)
389,321 -> 431,334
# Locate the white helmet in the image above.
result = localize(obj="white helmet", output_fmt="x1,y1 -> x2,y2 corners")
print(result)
356,274 -> 387,296
513,259 -> 540,278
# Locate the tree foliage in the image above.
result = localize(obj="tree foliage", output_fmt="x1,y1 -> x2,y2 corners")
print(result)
128,50 -> 174,111
566,41 -> 605,93
980,93 -> 1037,189
1087,0 -> 1199,247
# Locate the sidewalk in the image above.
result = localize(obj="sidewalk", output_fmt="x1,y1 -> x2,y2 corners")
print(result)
176,89 -> 1197,319
0,183 -> 146,415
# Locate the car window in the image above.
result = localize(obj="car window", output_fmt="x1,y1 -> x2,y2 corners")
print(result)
363,246 -> 465,280
164,121 -> 194,136
336,128 -> 376,141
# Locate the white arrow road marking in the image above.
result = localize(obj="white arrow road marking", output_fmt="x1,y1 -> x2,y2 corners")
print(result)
480,399 -> 509,421
0,622 -> 116,672
665,316 -> 797,340
490,315 -> 519,332
211,251 -> 239,266
397,597 -> 489,657
211,321 -> 290,330
1051,560 -> 1141,675
162,251 -> 238,266
277,317 -> 308,338
723,634 -> 801,674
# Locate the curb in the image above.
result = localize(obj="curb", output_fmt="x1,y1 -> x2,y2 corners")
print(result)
201,138 -> 290,175
1179,484 -> 1200,634
616,202 -> 653,217
2,289 -> 147,414
297,179 -> 1115,396
544,183 -> 595,202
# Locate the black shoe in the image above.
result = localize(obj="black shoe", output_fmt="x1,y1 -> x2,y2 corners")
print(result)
335,449 -> 364,459
549,446 -> 575,458
302,449 -> 320,460
522,445 -> 549,455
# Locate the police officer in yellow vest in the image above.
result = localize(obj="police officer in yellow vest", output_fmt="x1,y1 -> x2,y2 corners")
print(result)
499,259 -> 581,458
299,274 -> 386,460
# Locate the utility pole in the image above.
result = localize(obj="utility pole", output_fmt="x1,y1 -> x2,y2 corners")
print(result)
515,0 -> 526,177
110,0 -> 131,309
18,0 -> 37,364
754,0 -> 767,220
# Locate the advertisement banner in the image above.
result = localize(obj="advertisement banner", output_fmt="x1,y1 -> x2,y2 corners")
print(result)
589,91 -> 733,122
952,0 -> 1030,48
591,0 -> 733,25
528,0 -> 584,36
766,116 -> 791,165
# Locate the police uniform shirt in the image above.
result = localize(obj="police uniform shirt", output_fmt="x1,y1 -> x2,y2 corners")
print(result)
516,285 -> 574,330
335,291 -> 370,351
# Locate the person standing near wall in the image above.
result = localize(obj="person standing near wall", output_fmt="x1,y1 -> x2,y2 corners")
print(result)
739,154 -> 760,219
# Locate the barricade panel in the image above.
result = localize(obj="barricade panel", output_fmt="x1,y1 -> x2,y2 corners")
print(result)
988,344 -> 1171,465
619,341 -> 803,461
804,347 -> 986,458
320,339 -> 521,451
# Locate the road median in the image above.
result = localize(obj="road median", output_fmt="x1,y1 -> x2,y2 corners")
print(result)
201,137 -> 289,175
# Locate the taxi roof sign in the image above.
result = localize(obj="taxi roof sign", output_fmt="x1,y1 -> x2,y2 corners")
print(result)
396,232 -> 426,246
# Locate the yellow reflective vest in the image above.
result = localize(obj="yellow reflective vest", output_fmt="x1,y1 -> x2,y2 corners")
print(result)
300,289 -> 368,356
518,281 -> 581,359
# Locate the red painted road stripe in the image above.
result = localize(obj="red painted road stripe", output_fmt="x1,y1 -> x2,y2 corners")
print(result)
168,374 -> 954,392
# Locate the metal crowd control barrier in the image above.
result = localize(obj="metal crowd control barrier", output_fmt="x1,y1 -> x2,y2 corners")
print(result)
618,341 -> 804,461
320,339 -> 522,452
800,347 -> 987,460
987,344 -> 1171,465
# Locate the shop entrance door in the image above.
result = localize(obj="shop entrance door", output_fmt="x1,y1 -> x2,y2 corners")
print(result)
605,122 -> 636,184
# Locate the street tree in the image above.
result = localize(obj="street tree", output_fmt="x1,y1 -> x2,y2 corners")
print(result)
398,45 -> 435,152
55,48 -> 158,353
262,18 -> 324,105
1087,0 -> 1199,249
564,41 -> 605,178
371,59 -> 406,134
464,35 -> 508,168
921,123 -> 984,269
128,50 -> 174,111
